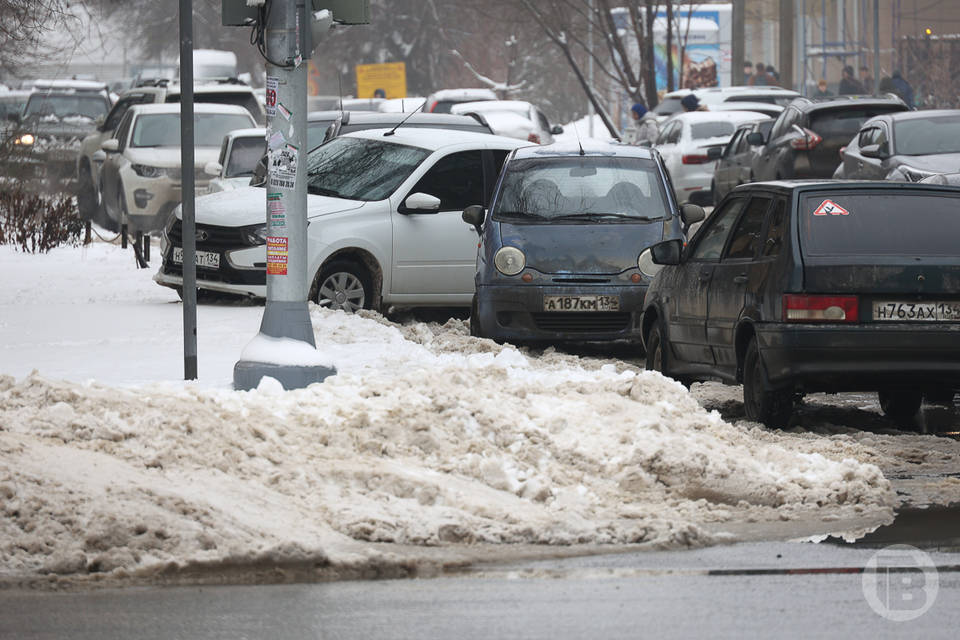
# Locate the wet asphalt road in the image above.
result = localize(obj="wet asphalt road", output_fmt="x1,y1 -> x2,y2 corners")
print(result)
2,538 -> 959,639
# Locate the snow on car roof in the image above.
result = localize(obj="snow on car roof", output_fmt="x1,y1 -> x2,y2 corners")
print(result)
428,88 -> 498,101
672,110 -> 767,124
130,103 -> 255,116
225,127 -> 266,139
513,140 -> 655,160
164,84 -> 258,95
343,126 -> 526,150
474,111 -> 534,140
31,79 -> 109,92
451,100 -> 533,114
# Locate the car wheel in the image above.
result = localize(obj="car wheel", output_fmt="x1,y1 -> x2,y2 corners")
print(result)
77,163 -> 100,222
314,261 -> 372,313
742,338 -> 794,427
878,390 -> 923,422
93,174 -> 120,232
469,293 -> 483,337
645,320 -> 688,386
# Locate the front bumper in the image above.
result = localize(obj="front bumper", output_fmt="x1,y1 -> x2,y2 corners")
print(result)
757,322 -> 960,392
476,283 -> 647,343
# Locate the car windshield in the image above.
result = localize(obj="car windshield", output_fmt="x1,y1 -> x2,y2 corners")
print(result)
653,97 -> 684,116
225,136 -> 265,178
23,93 -> 108,120
690,121 -> 735,139
305,136 -> 430,201
493,156 -> 671,222
893,116 -> 960,155
131,113 -> 254,148
801,191 -> 960,257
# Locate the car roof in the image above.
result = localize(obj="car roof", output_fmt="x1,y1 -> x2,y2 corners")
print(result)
129,103 -> 254,116
427,88 -> 498,101
708,101 -> 784,113
512,140 -> 655,160
664,85 -> 799,100
730,179 -> 960,197
342,126 -> 526,150
453,100 -> 533,112
344,112 -> 487,126
31,79 -> 109,92
226,127 -> 266,139
789,94 -> 906,111
867,108 -> 960,123
671,110 -> 766,124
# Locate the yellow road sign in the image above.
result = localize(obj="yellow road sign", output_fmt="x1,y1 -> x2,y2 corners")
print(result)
356,62 -> 407,99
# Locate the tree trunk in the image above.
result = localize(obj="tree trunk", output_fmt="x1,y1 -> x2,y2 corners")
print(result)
644,1 -> 659,107
665,2 -> 675,91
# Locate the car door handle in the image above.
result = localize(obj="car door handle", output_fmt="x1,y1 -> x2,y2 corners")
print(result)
733,274 -> 748,284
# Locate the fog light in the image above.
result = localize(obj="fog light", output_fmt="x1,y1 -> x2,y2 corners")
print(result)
133,189 -> 155,209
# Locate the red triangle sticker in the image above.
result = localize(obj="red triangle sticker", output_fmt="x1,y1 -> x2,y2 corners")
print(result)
812,199 -> 850,216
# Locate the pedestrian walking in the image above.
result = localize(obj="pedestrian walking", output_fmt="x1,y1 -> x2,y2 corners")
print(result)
814,79 -> 833,97
838,65 -> 866,95
891,70 -> 915,108
859,65 -> 874,92
681,94 -> 706,112
748,62 -> 770,86
743,61 -> 754,85
766,64 -> 780,85
625,102 -> 659,146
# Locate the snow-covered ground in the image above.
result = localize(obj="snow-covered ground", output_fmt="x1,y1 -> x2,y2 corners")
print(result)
1,240 -> 958,589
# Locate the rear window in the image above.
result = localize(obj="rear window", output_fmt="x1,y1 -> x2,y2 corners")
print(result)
809,106 -> 904,141
800,191 -> 960,257
690,121 -> 734,140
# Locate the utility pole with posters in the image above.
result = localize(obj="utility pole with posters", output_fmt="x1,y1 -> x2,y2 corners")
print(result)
222,0 -> 369,390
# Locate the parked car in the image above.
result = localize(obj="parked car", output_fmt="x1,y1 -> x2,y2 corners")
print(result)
464,142 -> 703,345
654,110 -> 764,204
319,110 -> 494,145
378,97 -> 426,112
641,180 -> 960,427
748,95 -> 908,182
833,110 -> 960,182
98,103 -> 256,232
76,80 -> 266,223
451,100 -> 562,144
706,101 -> 784,119
155,128 -> 529,306
653,86 -> 800,121
709,118 -> 775,204
421,88 -> 497,114
204,127 -> 265,193
3,80 -> 111,190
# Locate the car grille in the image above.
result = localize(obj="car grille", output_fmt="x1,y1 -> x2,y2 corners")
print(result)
531,312 -> 631,333
167,220 -> 247,251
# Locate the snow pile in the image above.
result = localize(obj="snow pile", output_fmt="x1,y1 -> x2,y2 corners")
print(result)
0,310 -> 895,582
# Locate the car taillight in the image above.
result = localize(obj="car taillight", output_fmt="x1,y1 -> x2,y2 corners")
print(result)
528,132 -> 541,144
790,128 -> 823,150
783,294 -> 859,322
839,145 -> 846,158
427,101 -> 438,112
682,154 -> 710,164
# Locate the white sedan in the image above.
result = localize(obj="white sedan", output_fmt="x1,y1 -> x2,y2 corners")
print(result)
654,110 -> 765,204
451,100 -> 562,145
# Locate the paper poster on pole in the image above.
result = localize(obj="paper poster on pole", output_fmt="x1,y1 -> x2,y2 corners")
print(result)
266,236 -> 288,275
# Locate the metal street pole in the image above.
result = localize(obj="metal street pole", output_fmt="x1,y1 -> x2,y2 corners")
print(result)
234,0 -> 335,390
587,0 -> 594,137
179,0 -> 197,380
732,0 -> 745,85
873,0 -> 881,95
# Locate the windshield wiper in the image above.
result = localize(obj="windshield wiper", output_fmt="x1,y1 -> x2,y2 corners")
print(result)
308,186 -> 345,198
554,213 -> 657,222
495,210 -> 551,219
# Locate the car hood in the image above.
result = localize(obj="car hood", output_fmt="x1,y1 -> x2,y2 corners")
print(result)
498,220 -> 665,274
187,186 -> 365,227
892,153 -> 960,173
126,147 -> 220,168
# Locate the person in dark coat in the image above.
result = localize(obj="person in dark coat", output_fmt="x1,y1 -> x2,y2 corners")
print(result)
891,70 -> 915,108
838,65 -> 866,95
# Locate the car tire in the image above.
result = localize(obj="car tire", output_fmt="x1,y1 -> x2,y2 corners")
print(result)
94,174 -> 120,232
742,338 -> 794,427
878,390 -> 923,422
314,261 -> 373,313
645,320 -> 689,387
469,293 -> 483,337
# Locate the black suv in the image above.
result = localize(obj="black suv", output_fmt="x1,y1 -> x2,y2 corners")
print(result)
748,96 -> 908,181
641,180 -> 960,427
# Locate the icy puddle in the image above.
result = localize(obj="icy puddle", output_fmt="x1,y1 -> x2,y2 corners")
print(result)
0,308 -> 898,587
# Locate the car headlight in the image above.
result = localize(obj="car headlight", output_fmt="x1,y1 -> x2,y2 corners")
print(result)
15,133 -> 35,146
895,166 -> 937,183
637,248 -> 662,278
132,164 -> 172,178
240,224 -> 268,246
494,246 -> 526,276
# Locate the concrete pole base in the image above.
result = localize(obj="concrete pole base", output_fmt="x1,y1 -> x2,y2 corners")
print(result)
233,360 -> 336,391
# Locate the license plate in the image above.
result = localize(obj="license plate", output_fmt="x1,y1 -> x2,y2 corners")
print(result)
872,301 -> 960,322
173,247 -> 220,269
543,295 -> 620,312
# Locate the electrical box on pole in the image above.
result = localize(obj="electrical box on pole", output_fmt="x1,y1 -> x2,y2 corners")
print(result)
312,0 -> 370,25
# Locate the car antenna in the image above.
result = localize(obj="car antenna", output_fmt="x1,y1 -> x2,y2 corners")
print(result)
337,73 -> 343,114
384,107 -> 420,137
572,119 -> 585,156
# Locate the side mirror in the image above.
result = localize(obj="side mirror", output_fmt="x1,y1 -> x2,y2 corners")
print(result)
550,125 -> 564,135
100,139 -> 119,153
746,132 -> 764,146
680,203 -> 706,226
462,204 -> 484,234
650,238 -> 683,265
204,161 -> 223,177
860,143 -> 883,159
707,146 -> 723,160
92,150 -> 106,163
402,192 -> 442,212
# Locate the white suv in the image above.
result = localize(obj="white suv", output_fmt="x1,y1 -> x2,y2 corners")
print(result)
155,128 -> 529,308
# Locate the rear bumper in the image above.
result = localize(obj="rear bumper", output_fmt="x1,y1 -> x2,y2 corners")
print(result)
476,283 -> 647,343
757,322 -> 960,391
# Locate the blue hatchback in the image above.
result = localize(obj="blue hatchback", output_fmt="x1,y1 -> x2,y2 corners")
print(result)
463,142 -> 703,345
